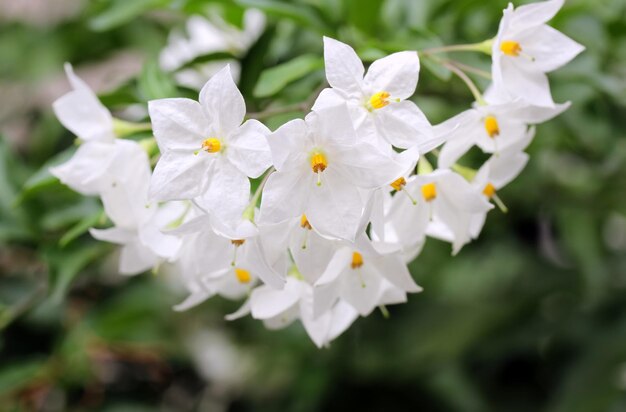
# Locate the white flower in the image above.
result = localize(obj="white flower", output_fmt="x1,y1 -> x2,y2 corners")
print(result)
437,94 -> 566,168
385,169 -> 493,255
492,0 -> 584,107
259,104 -> 412,241
160,9 -> 265,90
50,63 -> 128,195
314,244 -> 422,317
172,215 -> 285,311
469,147 -> 531,236
312,37 -> 435,151
248,277 -> 359,348
52,63 -> 114,142
89,142 -> 184,275
148,65 -> 271,225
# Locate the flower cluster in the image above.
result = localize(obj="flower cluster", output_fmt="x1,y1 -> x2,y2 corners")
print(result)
50,0 -> 582,347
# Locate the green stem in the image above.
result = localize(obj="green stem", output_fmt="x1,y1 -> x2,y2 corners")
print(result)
112,118 -> 152,137
421,39 -> 493,56
442,61 -> 486,106
243,167 -> 275,221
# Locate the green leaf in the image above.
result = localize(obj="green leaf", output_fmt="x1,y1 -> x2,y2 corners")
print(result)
89,0 -> 167,31
0,358 -> 47,397
235,0 -> 332,33
45,242 -> 109,304
421,54 -> 452,81
18,145 -> 75,203
59,209 -> 106,247
138,59 -> 178,101
253,55 -> 324,98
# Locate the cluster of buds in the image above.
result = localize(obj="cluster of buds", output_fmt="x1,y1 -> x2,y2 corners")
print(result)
50,0 -> 582,347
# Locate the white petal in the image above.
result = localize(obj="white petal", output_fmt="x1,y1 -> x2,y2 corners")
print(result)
371,254 -> 421,293
249,281 -> 300,319
149,151 -> 211,201
326,301 -> 359,342
521,25 -> 584,73
334,143 -> 412,189
373,100 -> 433,149
89,227 -> 135,244
439,172 -> 493,214
148,98 -> 207,152
119,241 -> 158,275
52,64 -> 113,142
225,299 -> 251,320
509,0 -> 564,33
202,159 -> 250,226
266,118 -> 309,172
174,290 -> 215,312
311,87 -> 347,111
341,264 -> 383,316
259,170 -> 309,224
363,51 -> 420,100
227,119 -> 272,178
323,37 -> 364,97
438,133 -> 476,169
306,169 -> 363,241
244,237 -> 286,289
487,152 -> 529,188
199,65 -> 245,135
50,141 -> 117,195
309,104 -> 357,148
500,58 -> 554,107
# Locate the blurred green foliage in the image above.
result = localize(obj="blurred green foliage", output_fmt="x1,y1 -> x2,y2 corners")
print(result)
1,0 -> 626,410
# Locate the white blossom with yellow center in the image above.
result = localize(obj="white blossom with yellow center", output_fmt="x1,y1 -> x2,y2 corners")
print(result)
311,37 -> 438,152
260,104 -> 414,241
148,65 -> 272,227
492,0 -> 584,107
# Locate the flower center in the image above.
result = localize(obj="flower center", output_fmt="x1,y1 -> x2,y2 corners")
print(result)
231,239 -> 245,246
421,182 -> 437,202
369,91 -> 390,110
482,182 -> 496,198
484,116 -> 500,138
234,268 -> 251,283
300,214 -> 312,230
201,137 -> 221,153
311,152 -> 327,173
351,251 -> 363,269
500,40 -> 522,56
390,177 -> 406,191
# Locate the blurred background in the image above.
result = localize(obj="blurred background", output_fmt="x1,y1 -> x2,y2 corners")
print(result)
1,0 -> 625,410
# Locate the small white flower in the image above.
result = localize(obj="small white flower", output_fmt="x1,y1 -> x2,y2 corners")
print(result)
259,104 -> 412,241
385,169 -> 493,255
437,94 -> 563,168
148,65 -> 271,226
314,245 -> 422,317
313,37 -> 435,151
469,148 -> 530,236
89,142 -> 183,275
248,277 -> 359,348
492,0 -> 584,107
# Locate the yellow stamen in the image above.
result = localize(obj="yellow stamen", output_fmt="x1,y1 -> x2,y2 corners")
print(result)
421,182 -> 437,202
351,251 -> 363,269
369,91 -> 390,110
500,40 -> 522,57
390,177 -> 406,191
201,137 -> 221,153
231,239 -> 245,246
484,115 -> 500,138
234,268 -> 251,284
483,182 -> 496,198
300,214 -> 312,230
311,152 -> 327,174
